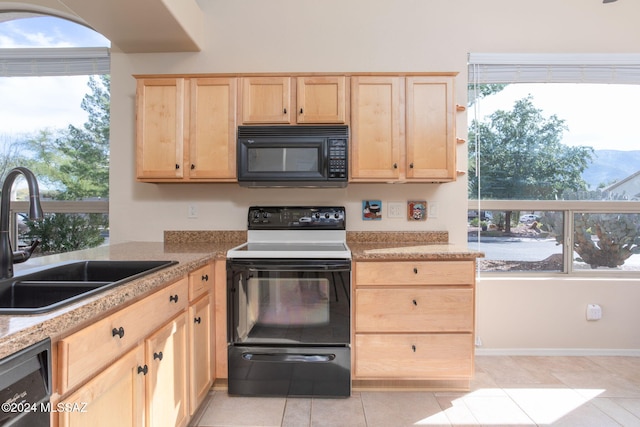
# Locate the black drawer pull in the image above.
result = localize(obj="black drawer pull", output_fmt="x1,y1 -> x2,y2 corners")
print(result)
412,345 -> 416,352
154,352 -> 163,361
194,316 -> 202,324
393,163 -> 398,169
137,365 -> 148,375
299,108 -> 304,114
202,274 -> 209,282
112,327 -> 125,339
169,294 -> 179,303
283,108 -> 287,114
413,267 -> 418,274
409,162 -> 414,169
175,164 -> 180,170
190,164 -> 195,170
412,299 -> 417,306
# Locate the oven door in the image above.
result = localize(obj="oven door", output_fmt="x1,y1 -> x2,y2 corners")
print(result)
226,258 -> 351,397
227,259 -> 350,346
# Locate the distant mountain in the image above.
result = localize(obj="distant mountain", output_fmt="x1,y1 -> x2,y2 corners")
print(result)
582,150 -> 640,189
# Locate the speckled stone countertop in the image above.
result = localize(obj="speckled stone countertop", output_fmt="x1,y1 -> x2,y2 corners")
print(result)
0,236 -> 244,360
347,231 -> 484,261
0,230 -> 481,359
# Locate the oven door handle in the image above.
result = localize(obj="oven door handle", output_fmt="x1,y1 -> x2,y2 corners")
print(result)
242,352 -> 336,363
243,263 -> 350,272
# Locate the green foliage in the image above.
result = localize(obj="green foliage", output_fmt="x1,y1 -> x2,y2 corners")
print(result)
24,214 -> 107,255
468,95 -> 593,200
13,75 -> 111,254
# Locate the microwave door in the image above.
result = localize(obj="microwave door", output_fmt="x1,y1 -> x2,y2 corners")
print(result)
240,140 -> 326,180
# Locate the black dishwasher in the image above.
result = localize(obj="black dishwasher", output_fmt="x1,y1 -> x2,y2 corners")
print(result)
0,338 -> 51,427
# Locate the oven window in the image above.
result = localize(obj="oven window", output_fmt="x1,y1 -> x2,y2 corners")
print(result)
247,147 -> 318,172
233,269 -> 350,345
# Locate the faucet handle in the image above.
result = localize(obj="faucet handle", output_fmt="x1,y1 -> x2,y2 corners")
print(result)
12,239 -> 40,264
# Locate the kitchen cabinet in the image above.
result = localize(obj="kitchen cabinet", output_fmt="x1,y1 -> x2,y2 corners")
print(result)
353,260 -> 475,388
145,313 -> 189,427
241,75 -> 347,124
58,346 -> 145,427
55,263 -> 216,427
136,77 -> 237,182
187,264 -> 214,415
350,76 -> 403,180
350,74 -> 458,182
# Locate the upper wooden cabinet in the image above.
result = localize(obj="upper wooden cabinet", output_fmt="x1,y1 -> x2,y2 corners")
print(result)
240,76 -> 347,124
296,76 -> 347,123
136,77 -> 237,182
350,74 -> 457,182
350,76 -> 403,181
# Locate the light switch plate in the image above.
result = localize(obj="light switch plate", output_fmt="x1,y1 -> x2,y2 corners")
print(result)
388,202 -> 404,218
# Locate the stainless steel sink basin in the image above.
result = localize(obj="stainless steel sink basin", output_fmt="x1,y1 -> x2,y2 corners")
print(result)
0,260 -> 178,315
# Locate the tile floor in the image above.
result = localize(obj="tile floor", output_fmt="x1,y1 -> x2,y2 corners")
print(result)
189,355 -> 640,426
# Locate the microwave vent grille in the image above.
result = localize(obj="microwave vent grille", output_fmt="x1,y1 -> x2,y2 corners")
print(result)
238,125 -> 348,139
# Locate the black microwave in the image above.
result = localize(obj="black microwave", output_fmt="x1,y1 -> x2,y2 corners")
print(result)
237,125 -> 349,188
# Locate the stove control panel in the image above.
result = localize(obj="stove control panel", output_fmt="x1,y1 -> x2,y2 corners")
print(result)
248,206 -> 346,230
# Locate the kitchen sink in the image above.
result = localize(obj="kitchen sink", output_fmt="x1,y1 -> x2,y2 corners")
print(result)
0,260 -> 178,315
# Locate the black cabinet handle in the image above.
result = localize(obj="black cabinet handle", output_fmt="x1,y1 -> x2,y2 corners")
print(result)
412,299 -> 417,306
413,267 -> 418,274
175,164 -> 180,170
194,317 -> 202,324
412,345 -> 416,352
153,352 -> 163,361
283,108 -> 287,114
137,365 -> 148,375
112,327 -> 125,339
299,108 -> 303,114
191,164 -> 195,170
202,274 -> 209,282
409,162 -> 414,169
169,294 -> 179,303
393,163 -> 398,169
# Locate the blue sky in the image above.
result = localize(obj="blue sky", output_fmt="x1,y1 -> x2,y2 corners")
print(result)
0,16 -> 109,136
470,83 -> 640,152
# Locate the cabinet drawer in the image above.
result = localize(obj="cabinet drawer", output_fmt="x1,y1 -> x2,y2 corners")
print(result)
355,333 -> 473,379
355,261 -> 474,286
356,288 -> 473,332
58,277 -> 188,393
189,263 -> 212,301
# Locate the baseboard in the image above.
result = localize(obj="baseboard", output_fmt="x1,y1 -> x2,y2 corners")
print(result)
475,348 -> 640,356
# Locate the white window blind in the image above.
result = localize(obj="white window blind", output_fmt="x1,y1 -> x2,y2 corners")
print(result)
468,53 -> 640,84
0,47 -> 110,77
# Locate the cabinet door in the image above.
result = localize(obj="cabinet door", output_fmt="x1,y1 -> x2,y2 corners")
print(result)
189,294 -> 213,415
350,76 -> 403,181
406,76 -> 456,181
297,76 -> 347,123
146,313 -> 189,427
241,77 -> 292,123
189,78 -> 237,180
58,346 -> 145,427
136,78 -> 185,179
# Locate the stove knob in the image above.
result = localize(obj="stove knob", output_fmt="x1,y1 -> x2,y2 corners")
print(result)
314,213 -> 321,219
335,213 -> 340,219
324,213 -> 330,219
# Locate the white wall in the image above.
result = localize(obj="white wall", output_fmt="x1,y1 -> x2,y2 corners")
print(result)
106,0 -> 640,352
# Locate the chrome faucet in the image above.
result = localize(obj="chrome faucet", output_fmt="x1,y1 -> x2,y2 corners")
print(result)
0,167 -> 44,279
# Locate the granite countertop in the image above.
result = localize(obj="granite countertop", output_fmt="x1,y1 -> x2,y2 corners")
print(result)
0,230 -> 482,360
0,239 -> 241,359
347,231 -> 484,261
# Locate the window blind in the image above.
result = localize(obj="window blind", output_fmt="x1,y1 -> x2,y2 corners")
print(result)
0,47 -> 110,77
468,53 -> 640,84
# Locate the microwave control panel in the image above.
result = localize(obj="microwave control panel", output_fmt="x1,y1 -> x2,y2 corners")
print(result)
328,139 -> 348,179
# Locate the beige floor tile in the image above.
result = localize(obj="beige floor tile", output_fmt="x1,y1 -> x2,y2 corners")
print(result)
457,390 -> 535,425
310,395 -> 366,427
281,398 -> 311,427
361,391 -> 450,427
435,394 -> 479,425
591,398 -> 640,426
552,371 -> 640,399
197,391 -> 285,426
505,387 -> 603,425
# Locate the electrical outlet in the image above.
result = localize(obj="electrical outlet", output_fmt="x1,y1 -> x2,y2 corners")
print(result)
188,204 -> 198,219
429,201 -> 439,218
388,202 -> 404,218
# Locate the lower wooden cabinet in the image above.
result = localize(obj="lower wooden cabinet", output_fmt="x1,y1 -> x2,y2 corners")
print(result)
188,293 -> 212,415
353,260 -> 476,387
146,313 -> 189,427
58,346 -> 146,427
55,263 -> 215,427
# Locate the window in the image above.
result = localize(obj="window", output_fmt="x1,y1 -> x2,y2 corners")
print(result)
468,54 -> 640,274
0,14 -> 110,255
